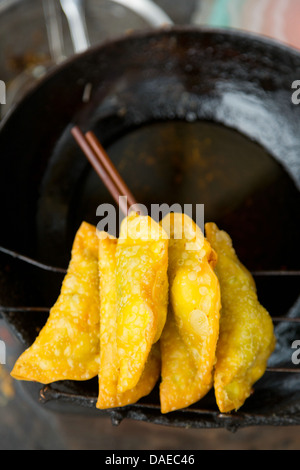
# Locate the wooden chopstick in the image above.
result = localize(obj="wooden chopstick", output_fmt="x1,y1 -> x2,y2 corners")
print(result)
71,126 -> 130,216
85,131 -> 138,209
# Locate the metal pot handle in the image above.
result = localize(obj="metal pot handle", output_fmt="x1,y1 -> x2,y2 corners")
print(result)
59,0 -> 174,55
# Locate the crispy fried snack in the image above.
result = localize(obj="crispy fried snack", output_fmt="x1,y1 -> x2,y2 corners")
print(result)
97,233 -> 161,409
160,213 -> 221,413
205,222 -> 276,413
115,212 -> 169,394
160,311 -> 211,414
11,222 -> 100,384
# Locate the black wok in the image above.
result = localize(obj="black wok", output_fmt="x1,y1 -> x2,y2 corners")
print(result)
0,26 -> 300,430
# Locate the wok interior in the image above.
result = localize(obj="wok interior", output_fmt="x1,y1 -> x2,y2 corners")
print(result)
0,29 -> 299,422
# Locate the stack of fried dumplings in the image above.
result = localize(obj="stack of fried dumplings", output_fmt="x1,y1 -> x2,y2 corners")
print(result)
11,212 -> 276,414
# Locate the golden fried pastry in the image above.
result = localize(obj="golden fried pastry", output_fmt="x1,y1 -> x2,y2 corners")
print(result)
205,222 -> 276,413
160,213 -> 221,412
97,233 -> 161,409
115,212 -> 169,394
160,310 -> 211,413
11,222 -> 100,384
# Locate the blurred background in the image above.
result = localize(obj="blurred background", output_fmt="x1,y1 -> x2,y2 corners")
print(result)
2,0 -> 300,117
0,0 -> 300,450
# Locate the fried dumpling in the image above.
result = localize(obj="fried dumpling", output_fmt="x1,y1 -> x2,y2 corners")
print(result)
160,310 -> 211,413
160,213 -> 221,412
97,233 -> 161,409
205,222 -> 276,413
115,212 -> 168,394
11,222 -> 100,384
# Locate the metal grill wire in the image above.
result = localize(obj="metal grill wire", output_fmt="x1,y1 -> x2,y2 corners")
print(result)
0,244 -> 299,374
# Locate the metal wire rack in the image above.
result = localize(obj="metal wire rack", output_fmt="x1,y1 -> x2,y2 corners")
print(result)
0,243 -> 299,378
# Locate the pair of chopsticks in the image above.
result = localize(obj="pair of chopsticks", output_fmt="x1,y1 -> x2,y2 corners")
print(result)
71,126 -> 142,216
